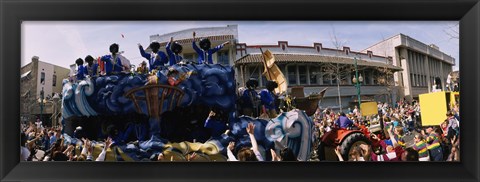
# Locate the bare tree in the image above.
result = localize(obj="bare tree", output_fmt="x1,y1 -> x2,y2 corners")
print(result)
321,27 -> 356,112
375,65 -> 396,104
443,23 -> 459,40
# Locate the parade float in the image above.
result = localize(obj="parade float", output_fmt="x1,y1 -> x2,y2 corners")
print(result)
61,41 -> 321,161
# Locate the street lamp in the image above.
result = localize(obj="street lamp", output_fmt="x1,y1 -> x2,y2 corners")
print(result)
352,57 -> 364,112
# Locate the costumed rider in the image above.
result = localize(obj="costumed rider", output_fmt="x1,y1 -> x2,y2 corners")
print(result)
84,55 -> 99,78
75,58 -> 86,81
166,37 -> 183,66
100,43 -> 127,75
192,31 -> 230,64
136,61 -> 148,74
260,80 -> 279,118
241,78 -> 260,117
138,41 -> 168,71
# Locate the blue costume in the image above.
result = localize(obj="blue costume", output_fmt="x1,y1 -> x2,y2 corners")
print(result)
139,45 -> 168,71
335,116 -> 353,128
241,89 -> 259,110
76,65 -> 86,80
100,55 -> 123,74
204,118 -> 228,138
166,42 -> 183,66
259,89 -> 276,110
85,63 -> 98,77
192,40 -> 225,64
123,122 -> 148,142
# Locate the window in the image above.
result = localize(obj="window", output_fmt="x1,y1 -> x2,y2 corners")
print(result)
52,74 -> 57,87
363,71 -> 371,85
411,74 -> 414,87
248,66 -> 260,85
183,53 -> 196,63
217,51 -> 229,65
288,65 -> 297,85
261,75 -> 267,88
323,73 -> 331,85
331,74 -> 337,85
40,72 -> 45,85
373,71 -> 379,85
298,66 -> 307,85
309,66 -> 320,85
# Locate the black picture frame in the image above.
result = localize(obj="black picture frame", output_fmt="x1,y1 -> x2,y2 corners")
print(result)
1,0 -> 479,182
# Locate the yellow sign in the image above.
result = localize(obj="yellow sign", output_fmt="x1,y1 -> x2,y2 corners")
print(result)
361,102 -> 378,116
419,91 -> 450,126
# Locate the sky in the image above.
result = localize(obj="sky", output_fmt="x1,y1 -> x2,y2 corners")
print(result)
22,21 -> 459,71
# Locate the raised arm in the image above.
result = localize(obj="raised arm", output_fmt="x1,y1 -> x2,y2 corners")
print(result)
387,125 -> 398,147
138,44 -> 151,60
166,37 -> 174,57
210,41 -> 229,54
246,123 -> 259,153
192,32 -> 202,54
226,141 -> 238,161
96,137 -> 112,161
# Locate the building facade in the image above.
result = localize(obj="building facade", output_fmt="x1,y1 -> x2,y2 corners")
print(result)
361,34 -> 455,101
20,56 -> 70,124
235,41 -> 402,110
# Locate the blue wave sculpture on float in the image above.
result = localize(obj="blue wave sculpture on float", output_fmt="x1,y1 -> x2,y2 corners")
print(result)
265,109 -> 314,161
61,64 -> 236,118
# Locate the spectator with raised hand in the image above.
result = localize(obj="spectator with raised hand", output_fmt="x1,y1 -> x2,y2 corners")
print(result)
270,149 -> 281,161
245,122 -> 263,161
226,123 -> 264,161
96,137 -> 113,161
334,146 -> 344,161
226,141 -> 238,161
387,125 -> 405,148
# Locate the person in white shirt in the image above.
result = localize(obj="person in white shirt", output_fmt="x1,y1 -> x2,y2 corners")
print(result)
227,123 -> 264,161
35,118 -> 42,130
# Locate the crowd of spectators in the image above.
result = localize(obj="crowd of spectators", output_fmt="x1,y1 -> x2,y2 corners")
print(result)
313,100 -> 460,162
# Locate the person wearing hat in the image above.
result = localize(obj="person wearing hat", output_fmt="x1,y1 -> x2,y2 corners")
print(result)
259,80 -> 279,118
84,55 -> 99,78
75,58 -> 86,81
192,31 -> 230,64
166,37 -> 183,66
136,61 -> 148,74
138,41 -> 168,71
241,78 -> 260,117
100,43 -> 125,75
